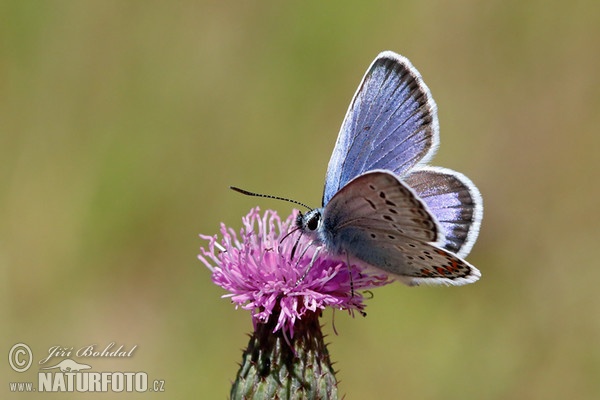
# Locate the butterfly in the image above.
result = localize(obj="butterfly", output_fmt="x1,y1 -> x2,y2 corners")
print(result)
296,51 -> 483,286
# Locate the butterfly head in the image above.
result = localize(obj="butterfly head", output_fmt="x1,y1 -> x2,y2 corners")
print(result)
296,209 -> 322,239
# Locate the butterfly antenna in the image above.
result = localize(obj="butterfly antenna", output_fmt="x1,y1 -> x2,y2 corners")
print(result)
230,186 -> 312,210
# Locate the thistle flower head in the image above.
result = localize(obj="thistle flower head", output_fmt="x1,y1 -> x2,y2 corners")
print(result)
198,207 -> 391,337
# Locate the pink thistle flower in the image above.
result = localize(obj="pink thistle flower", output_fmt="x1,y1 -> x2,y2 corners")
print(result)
199,207 -> 392,398
198,207 -> 391,338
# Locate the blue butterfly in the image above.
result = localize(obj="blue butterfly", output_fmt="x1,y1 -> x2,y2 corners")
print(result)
297,51 -> 483,286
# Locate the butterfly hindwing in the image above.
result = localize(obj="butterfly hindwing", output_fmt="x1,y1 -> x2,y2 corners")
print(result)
404,166 -> 483,257
323,51 -> 439,205
338,227 -> 480,286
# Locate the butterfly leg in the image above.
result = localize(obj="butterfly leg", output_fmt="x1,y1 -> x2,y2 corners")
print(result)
295,245 -> 323,285
345,253 -> 356,299
344,254 -> 368,316
289,232 -> 302,260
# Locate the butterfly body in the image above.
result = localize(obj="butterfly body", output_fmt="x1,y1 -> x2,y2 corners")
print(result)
298,51 -> 483,286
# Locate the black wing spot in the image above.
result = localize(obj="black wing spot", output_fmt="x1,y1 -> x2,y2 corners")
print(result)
385,200 -> 397,207
370,233 -> 377,239
379,191 -> 386,199
365,198 -> 376,209
383,215 -> 394,221
392,224 -> 405,234
388,208 -> 398,214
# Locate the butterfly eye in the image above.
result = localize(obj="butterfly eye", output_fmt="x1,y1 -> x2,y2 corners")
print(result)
307,212 -> 320,231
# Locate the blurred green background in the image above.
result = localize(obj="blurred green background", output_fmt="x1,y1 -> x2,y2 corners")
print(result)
2,1 -> 599,399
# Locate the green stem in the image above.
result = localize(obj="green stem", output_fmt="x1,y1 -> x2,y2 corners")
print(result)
231,309 -> 338,400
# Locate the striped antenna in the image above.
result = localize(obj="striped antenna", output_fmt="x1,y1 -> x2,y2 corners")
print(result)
230,186 -> 312,210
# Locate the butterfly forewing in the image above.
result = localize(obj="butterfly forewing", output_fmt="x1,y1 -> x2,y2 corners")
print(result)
323,51 -> 439,205
404,167 -> 483,257
322,171 -> 439,250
